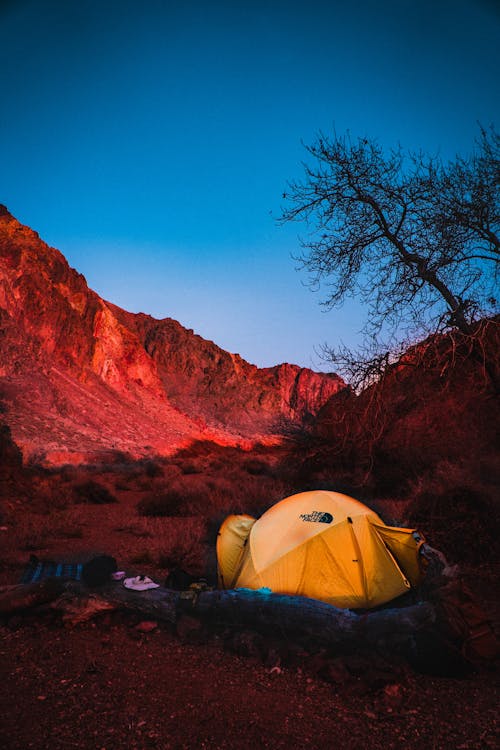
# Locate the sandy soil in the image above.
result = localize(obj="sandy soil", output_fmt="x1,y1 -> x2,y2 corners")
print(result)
1,610 -> 499,750
1,473 -> 499,750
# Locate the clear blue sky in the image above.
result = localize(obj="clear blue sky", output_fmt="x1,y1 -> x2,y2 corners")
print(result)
1,0 -> 498,369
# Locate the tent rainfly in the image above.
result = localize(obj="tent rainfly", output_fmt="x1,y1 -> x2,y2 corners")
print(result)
217,490 -> 425,609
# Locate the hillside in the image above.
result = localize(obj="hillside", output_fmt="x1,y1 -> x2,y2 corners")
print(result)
0,206 -> 343,465
290,322 -> 500,563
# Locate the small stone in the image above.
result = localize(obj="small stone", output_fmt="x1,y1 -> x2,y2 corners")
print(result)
176,614 -> 206,644
383,683 -> 404,709
135,620 -> 158,633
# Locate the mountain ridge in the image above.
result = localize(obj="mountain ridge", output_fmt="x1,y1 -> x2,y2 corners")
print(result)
0,206 -> 344,463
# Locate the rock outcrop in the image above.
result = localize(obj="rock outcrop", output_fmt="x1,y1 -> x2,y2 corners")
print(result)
0,206 -> 344,463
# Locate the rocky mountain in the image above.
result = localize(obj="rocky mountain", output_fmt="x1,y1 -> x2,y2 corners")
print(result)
305,319 -> 500,495
0,206 -> 344,464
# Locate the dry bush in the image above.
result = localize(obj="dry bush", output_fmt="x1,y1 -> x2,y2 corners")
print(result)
125,516 -> 209,575
114,522 -> 154,538
129,549 -> 156,566
15,512 -> 84,551
51,506 -> 87,539
243,458 -> 274,476
18,520 -> 52,552
114,481 -> 132,491
407,461 -> 500,564
171,440 -> 279,480
137,472 -> 290,520
159,516 -> 211,574
137,490 -> 186,517
137,474 -> 231,517
139,459 -> 165,478
54,523 -> 84,540
73,480 -> 117,505
17,472 -> 75,514
370,498 -> 410,526
179,461 -> 203,475
135,471 -> 292,578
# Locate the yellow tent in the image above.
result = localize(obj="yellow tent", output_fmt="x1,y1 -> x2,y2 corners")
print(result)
217,490 -> 425,609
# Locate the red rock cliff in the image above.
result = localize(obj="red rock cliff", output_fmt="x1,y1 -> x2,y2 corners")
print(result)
0,207 -> 344,462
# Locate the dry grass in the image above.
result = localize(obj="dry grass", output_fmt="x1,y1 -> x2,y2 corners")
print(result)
74,480 -> 117,504
126,516 -> 209,574
369,498 -> 410,526
3,402 -> 497,588
406,460 -> 500,564
2,505 -> 86,558
137,472 -> 290,520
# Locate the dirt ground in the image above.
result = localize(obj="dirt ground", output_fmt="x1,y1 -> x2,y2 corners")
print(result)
1,474 -> 499,750
1,609 -> 499,750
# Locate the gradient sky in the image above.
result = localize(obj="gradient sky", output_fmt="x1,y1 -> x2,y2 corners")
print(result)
1,0 -> 499,369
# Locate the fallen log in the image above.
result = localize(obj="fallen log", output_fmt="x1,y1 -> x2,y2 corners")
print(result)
191,587 -> 436,646
0,578 -> 65,614
3,544 -> 496,674
54,581 -> 181,625
0,578 -> 435,649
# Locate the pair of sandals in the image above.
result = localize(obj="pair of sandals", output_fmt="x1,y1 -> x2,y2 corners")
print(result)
123,574 -> 160,591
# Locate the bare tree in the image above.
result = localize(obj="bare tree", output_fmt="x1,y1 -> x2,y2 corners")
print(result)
280,127 -> 499,390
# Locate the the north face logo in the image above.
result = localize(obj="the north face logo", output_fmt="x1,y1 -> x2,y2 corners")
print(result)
299,511 -> 333,524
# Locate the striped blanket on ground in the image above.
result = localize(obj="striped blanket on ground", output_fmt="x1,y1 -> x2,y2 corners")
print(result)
21,556 -> 83,584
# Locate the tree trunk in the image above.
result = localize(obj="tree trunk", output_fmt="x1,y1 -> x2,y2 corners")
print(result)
0,579 -> 435,648
191,587 -> 435,647
0,578 -> 66,614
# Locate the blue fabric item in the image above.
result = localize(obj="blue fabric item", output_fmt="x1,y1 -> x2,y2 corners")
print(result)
21,557 -> 82,584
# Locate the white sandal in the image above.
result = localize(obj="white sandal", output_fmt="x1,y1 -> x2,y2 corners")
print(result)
123,575 -> 160,591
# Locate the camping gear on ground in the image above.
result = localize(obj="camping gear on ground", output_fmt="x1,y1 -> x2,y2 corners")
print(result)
164,567 -> 200,590
217,490 -> 426,610
123,575 -> 160,591
21,555 -> 83,584
429,576 -> 500,662
164,567 -> 214,591
81,554 -> 118,587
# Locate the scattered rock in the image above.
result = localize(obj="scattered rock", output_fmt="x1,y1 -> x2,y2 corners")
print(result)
228,629 -> 265,660
383,683 -> 405,710
135,620 -> 158,633
176,614 -> 207,644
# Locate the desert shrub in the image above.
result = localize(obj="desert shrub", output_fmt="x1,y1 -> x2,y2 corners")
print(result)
20,526 -> 51,551
369,498 -> 409,526
73,481 -> 117,504
115,516 -> 209,582
407,463 -> 500,564
21,472 -> 74,513
121,516 -> 208,575
137,472 -> 291,535
138,474 -> 233,517
156,517 -> 209,574
129,549 -> 156,566
180,461 -> 203,475
370,447 -> 419,495
114,481 -> 131,491
11,503 -> 86,554
55,524 -> 84,539
138,490 -> 187,517
114,522 -> 153,537
203,477 -> 292,549
157,544 -> 201,573
244,458 -> 273,476
141,460 -> 164,478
